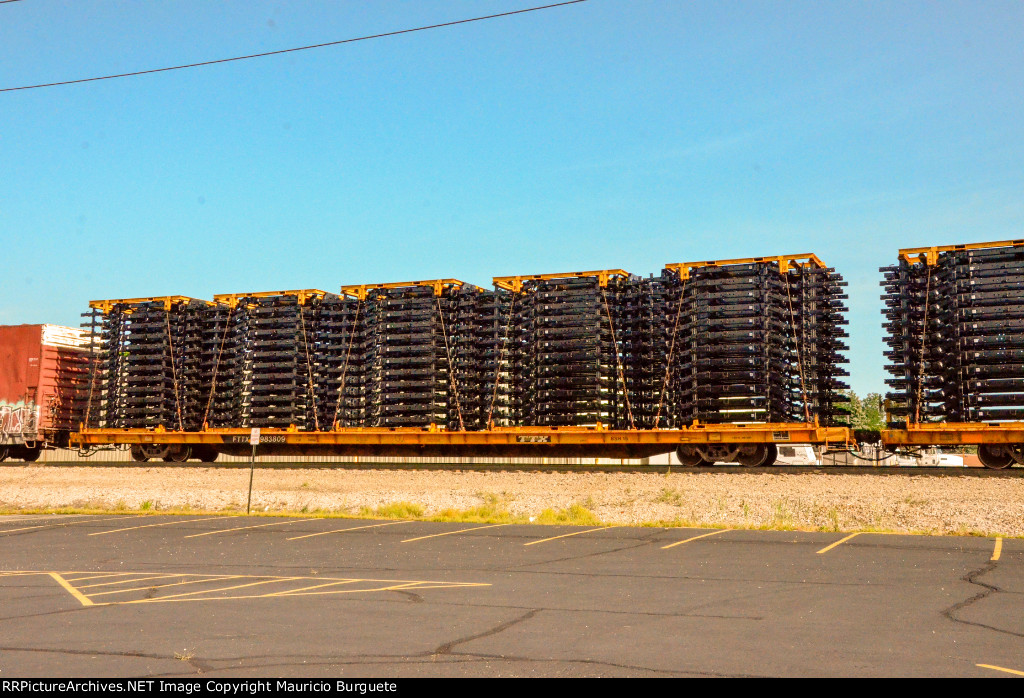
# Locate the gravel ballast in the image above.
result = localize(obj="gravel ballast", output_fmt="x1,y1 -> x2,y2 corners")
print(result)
1,466 -> 1022,537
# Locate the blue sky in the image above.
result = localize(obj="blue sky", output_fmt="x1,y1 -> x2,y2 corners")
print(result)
2,0 -> 1022,395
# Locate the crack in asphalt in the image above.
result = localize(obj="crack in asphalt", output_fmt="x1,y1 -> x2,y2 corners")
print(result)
0,607 -> 92,622
184,655 -> 214,674
431,608 -> 540,656
513,533 -> 664,569
0,641 -> 757,677
136,652 -> 748,678
390,589 -> 424,603
444,651 -> 761,677
942,560 -> 1024,638
0,632 -> 762,678
0,645 -> 164,660
415,604 -> 759,675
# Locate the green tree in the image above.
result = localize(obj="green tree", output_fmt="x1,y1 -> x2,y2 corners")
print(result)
840,390 -> 886,430
860,392 -> 885,430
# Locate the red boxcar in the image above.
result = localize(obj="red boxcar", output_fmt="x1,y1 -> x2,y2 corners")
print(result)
0,324 -> 92,461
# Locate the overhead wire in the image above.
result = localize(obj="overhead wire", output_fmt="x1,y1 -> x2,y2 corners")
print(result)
1,1 -> 588,93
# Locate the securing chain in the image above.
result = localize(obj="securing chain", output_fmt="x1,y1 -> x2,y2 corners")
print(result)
436,294 -> 465,431
914,264 -> 933,425
165,305 -> 185,431
332,299 -> 362,429
601,285 -> 635,430
486,291 -> 517,428
298,301 -> 320,431
83,309 -> 101,430
202,304 -> 235,429
784,268 -> 812,423
653,277 -> 686,428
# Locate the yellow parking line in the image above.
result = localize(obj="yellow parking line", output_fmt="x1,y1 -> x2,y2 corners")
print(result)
661,529 -> 729,550
124,577 -> 302,602
0,515 -> 145,534
88,575 -> 242,597
401,523 -> 511,543
264,580 -> 359,596
89,517 -> 225,536
992,537 -> 1003,561
287,520 -> 411,541
48,573 -> 95,607
264,581 -> 483,598
78,574 -> 188,589
817,532 -> 862,554
62,572 -> 139,582
0,514 -> 92,525
524,527 -> 617,546
977,663 -> 1024,677
0,524 -> 68,534
185,519 -> 313,539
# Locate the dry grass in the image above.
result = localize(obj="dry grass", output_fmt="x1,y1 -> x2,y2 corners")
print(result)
1,465 -> 1022,537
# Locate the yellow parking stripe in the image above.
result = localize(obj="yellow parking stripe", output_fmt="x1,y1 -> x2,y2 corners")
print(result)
992,537 -> 1003,561
18,570 -> 492,606
78,574 -> 188,589
62,572 -> 139,582
0,514 -> 93,525
48,573 -> 94,607
88,575 -> 242,597
89,517 -> 226,536
265,581 -> 487,598
401,523 -> 511,543
817,532 -> 862,554
287,520 -> 411,541
524,527 -> 617,546
0,515 -> 145,534
184,519 -> 312,539
661,529 -> 729,549
977,664 -> 1024,677
124,577 -> 303,602
264,580 -> 359,596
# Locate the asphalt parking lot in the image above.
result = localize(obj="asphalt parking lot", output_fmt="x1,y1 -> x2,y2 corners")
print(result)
1,514 -> 1021,677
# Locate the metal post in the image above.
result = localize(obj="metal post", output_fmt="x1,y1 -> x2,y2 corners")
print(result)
247,443 -> 256,515
246,427 -> 259,515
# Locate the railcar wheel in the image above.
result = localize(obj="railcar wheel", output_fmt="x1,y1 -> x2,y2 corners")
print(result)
0,446 -> 7,462
675,446 -> 705,467
139,444 -> 171,461
978,444 -> 1014,470
20,447 -> 41,462
1009,445 -> 1024,465
130,445 -> 149,462
163,446 -> 191,463
735,444 -> 778,467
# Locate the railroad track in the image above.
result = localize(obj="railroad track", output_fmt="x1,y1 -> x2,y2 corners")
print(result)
13,461 -> 1024,477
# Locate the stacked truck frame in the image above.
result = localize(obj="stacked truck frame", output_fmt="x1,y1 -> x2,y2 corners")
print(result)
4,240 -> 1024,468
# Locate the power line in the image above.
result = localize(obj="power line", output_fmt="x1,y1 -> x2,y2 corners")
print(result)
1,0 -> 588,93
